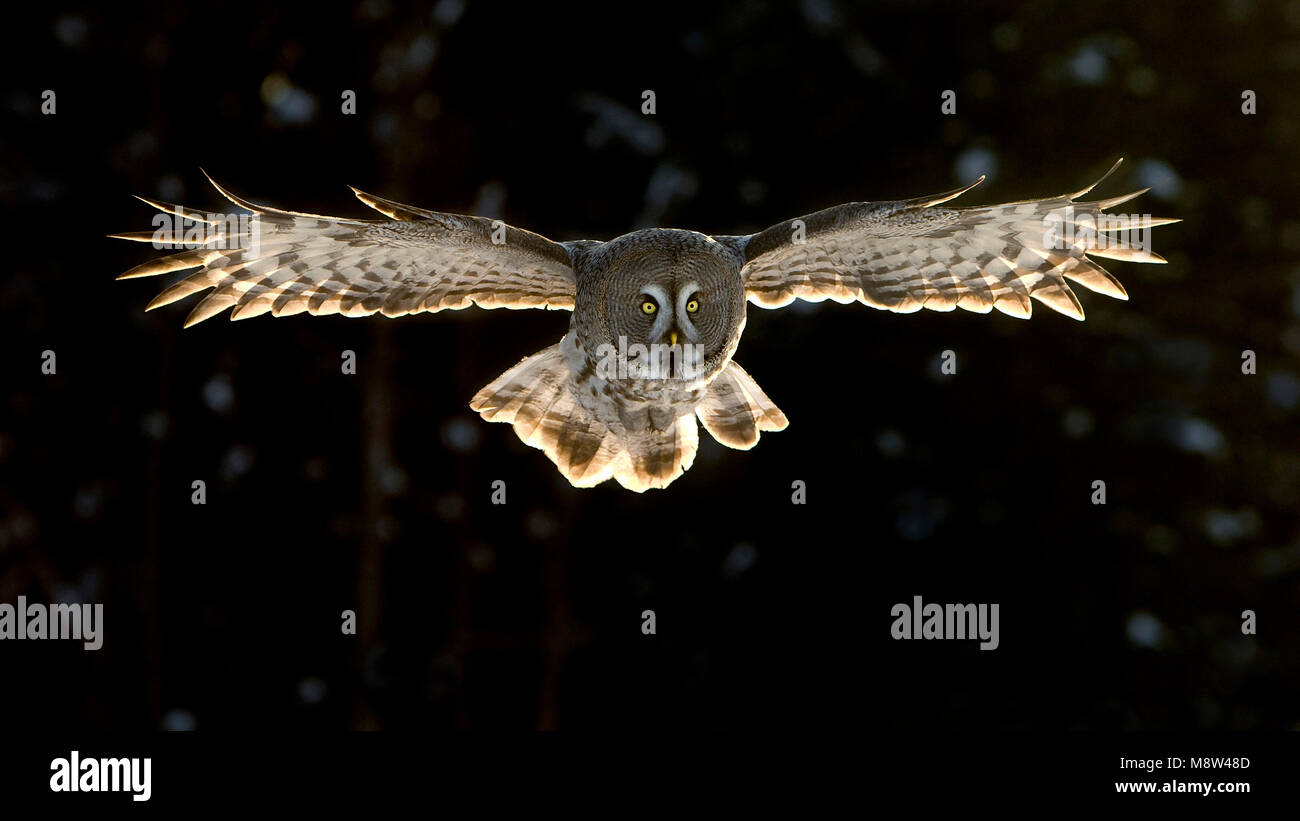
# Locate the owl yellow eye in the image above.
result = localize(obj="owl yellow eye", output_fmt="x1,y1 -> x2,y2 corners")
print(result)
686,298 -> 700,314
641,300 -> 657,315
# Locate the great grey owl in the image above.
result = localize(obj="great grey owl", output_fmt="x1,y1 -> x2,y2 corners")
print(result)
115,160 -> 1175,492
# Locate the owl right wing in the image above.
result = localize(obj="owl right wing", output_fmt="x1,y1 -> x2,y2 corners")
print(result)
114,173 -> 587,327
735,159 -> 1178,320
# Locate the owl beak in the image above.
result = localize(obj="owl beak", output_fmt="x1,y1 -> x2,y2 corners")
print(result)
669,330 -> 679,347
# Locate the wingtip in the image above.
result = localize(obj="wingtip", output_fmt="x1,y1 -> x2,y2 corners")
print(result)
922,174 -> 985,207
200,169 -> 262,212
1071,157 -> 1126,199
1092,187 -> 1150,210
1088,247 -> 1169,265
107,231 -> 158,242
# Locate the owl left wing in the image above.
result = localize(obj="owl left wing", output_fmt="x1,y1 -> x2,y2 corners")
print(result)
735,160 -> 1178,320
114,173 -> 583,327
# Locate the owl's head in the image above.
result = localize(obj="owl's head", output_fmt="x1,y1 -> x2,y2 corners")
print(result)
586,230 -> 746,381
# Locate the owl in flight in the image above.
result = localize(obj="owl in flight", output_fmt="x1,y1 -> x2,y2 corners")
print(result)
116,160 -> 1175,492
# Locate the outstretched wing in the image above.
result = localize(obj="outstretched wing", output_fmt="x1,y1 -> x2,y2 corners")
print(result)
737,159 -> 1178,320
114,173 -> 582,327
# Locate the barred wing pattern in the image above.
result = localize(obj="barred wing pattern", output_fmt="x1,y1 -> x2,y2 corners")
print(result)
114,174 -> 579,327
740,160 -> 1178,320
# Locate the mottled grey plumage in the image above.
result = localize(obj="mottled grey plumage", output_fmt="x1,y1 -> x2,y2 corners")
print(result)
116,161 -> 1176,491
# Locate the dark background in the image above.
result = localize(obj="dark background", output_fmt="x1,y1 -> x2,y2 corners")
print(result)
1,0 -> 1297,732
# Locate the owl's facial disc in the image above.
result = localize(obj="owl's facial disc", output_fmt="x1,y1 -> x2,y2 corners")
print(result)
597,239 -> 743,382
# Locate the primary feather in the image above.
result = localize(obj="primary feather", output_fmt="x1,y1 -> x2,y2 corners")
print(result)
115,173 -> 579,327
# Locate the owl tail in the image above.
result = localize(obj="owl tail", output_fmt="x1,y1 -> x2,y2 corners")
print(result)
470,344 -> 700,492
695,361 -> 789,450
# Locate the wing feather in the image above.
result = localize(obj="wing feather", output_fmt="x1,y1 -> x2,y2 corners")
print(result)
116,175 -> 584,324
740,159 -> 1177,321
